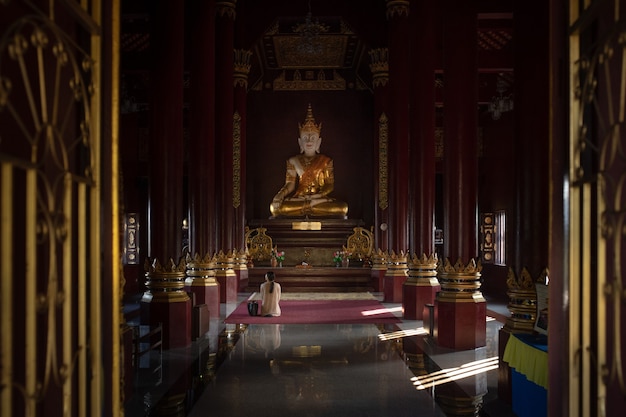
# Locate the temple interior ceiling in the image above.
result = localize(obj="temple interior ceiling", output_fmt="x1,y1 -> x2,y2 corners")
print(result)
120,1 -> 514,103
259,16 -> 362,70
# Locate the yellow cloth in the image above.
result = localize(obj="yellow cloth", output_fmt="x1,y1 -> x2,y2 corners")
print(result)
503,334 -> 548,390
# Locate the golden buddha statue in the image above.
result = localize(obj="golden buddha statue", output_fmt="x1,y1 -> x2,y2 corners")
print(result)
270,104 -> 349,218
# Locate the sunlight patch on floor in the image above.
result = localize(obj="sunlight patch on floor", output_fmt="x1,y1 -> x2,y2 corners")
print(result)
378,327 -> 429,341
361,306 -> 403,316
410,356 -> 499,390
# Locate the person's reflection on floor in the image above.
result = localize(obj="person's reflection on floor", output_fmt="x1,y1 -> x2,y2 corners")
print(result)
260,324 -> 282,360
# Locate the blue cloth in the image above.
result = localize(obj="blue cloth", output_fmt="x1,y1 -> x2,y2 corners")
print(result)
512,369 -> 547,417
515,333 -> 548,352
504,333 -> 548,417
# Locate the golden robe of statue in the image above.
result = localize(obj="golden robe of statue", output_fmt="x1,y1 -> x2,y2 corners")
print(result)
270,104 -> 348,218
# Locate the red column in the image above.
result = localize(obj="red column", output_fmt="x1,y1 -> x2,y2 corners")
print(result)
442,1 -> 479,263
215,1 -> 236,252
513,1 -> 549,279
142,0 -> 190,349
411,0 -> 437,256
497,0 -> 550,406
186,0 -> 220,322
149,1 -> 184,260
386,0 -> 411,253
435,0 -> 485,350
188,0 -> 217,258
403,0 -> 440,320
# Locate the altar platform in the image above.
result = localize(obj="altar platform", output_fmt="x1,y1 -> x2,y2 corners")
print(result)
245,266 -> 375,293
246,218 -> 366,266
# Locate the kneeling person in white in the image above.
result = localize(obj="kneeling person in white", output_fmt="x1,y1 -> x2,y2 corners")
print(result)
260,271 -> 281,317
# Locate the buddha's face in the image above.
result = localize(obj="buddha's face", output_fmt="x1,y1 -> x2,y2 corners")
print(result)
298,130 -> 321,155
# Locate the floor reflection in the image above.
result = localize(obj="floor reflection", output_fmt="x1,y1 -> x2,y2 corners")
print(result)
188,323 -> 448,417
124,298 -> 514,417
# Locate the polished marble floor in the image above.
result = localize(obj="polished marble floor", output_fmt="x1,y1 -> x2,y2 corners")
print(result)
124,293 -> 515,417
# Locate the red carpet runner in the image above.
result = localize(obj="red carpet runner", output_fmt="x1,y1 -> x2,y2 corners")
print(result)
224,299 -> 401,324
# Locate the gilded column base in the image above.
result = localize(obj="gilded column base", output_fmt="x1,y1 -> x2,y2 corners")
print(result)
185,253 -> 220,320
503,267 -> 538,333
230,249 -> 249,291
142,257 -> 192,349
383,251 -> 408,303
434,258 -> 486,350
215,250 -> 238,303
403,253 -> 440,320
404,352 -> 428,377
370,249 -> 389,291
435,392 -> 485,417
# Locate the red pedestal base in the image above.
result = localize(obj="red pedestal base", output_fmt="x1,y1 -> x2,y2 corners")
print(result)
371,269 -> 386,292
383,273 -> 407,303
403,283 -> 440,320
217,273 -> 238,303
434,297 -> 486,350
140,292 -> 191,349
185,281 -> 220,322
235,269 -> 249,291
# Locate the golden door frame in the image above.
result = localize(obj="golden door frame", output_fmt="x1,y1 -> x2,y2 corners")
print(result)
569,0 -> 625,415
0,1 -> 121,416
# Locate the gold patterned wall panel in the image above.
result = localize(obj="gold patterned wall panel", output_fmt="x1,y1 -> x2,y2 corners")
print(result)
233,111 -> 241,208
378,112 -> 388,210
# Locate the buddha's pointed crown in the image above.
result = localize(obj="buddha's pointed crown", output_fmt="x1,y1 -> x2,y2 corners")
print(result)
298,103 -> 322,135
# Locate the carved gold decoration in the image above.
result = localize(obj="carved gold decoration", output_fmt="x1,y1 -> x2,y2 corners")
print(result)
504,267 -> 537,333
369,48 -> 389,88
185,252 -> 218,287
124,213 -> 140,264
233,111 -> 241,208
233,49 -> 252,88
438,257 -> 483,274
345,226 -> 374,260
480,212 -> 495,264
216,0 -> 237,19
386,250 -> 409,277
244,227 -> 274,261
257,14 -> 361,78
386,0 -> 410,19
214,250 -> 237,279
144,257 -> 187,292
406,253 -> 439,287
436,258 -> 485,302
274,35 -> 347,69
371,248 -> 389,271
229,249 -> 248,271
378,113 -> 389,210
273,69 -> 346,91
